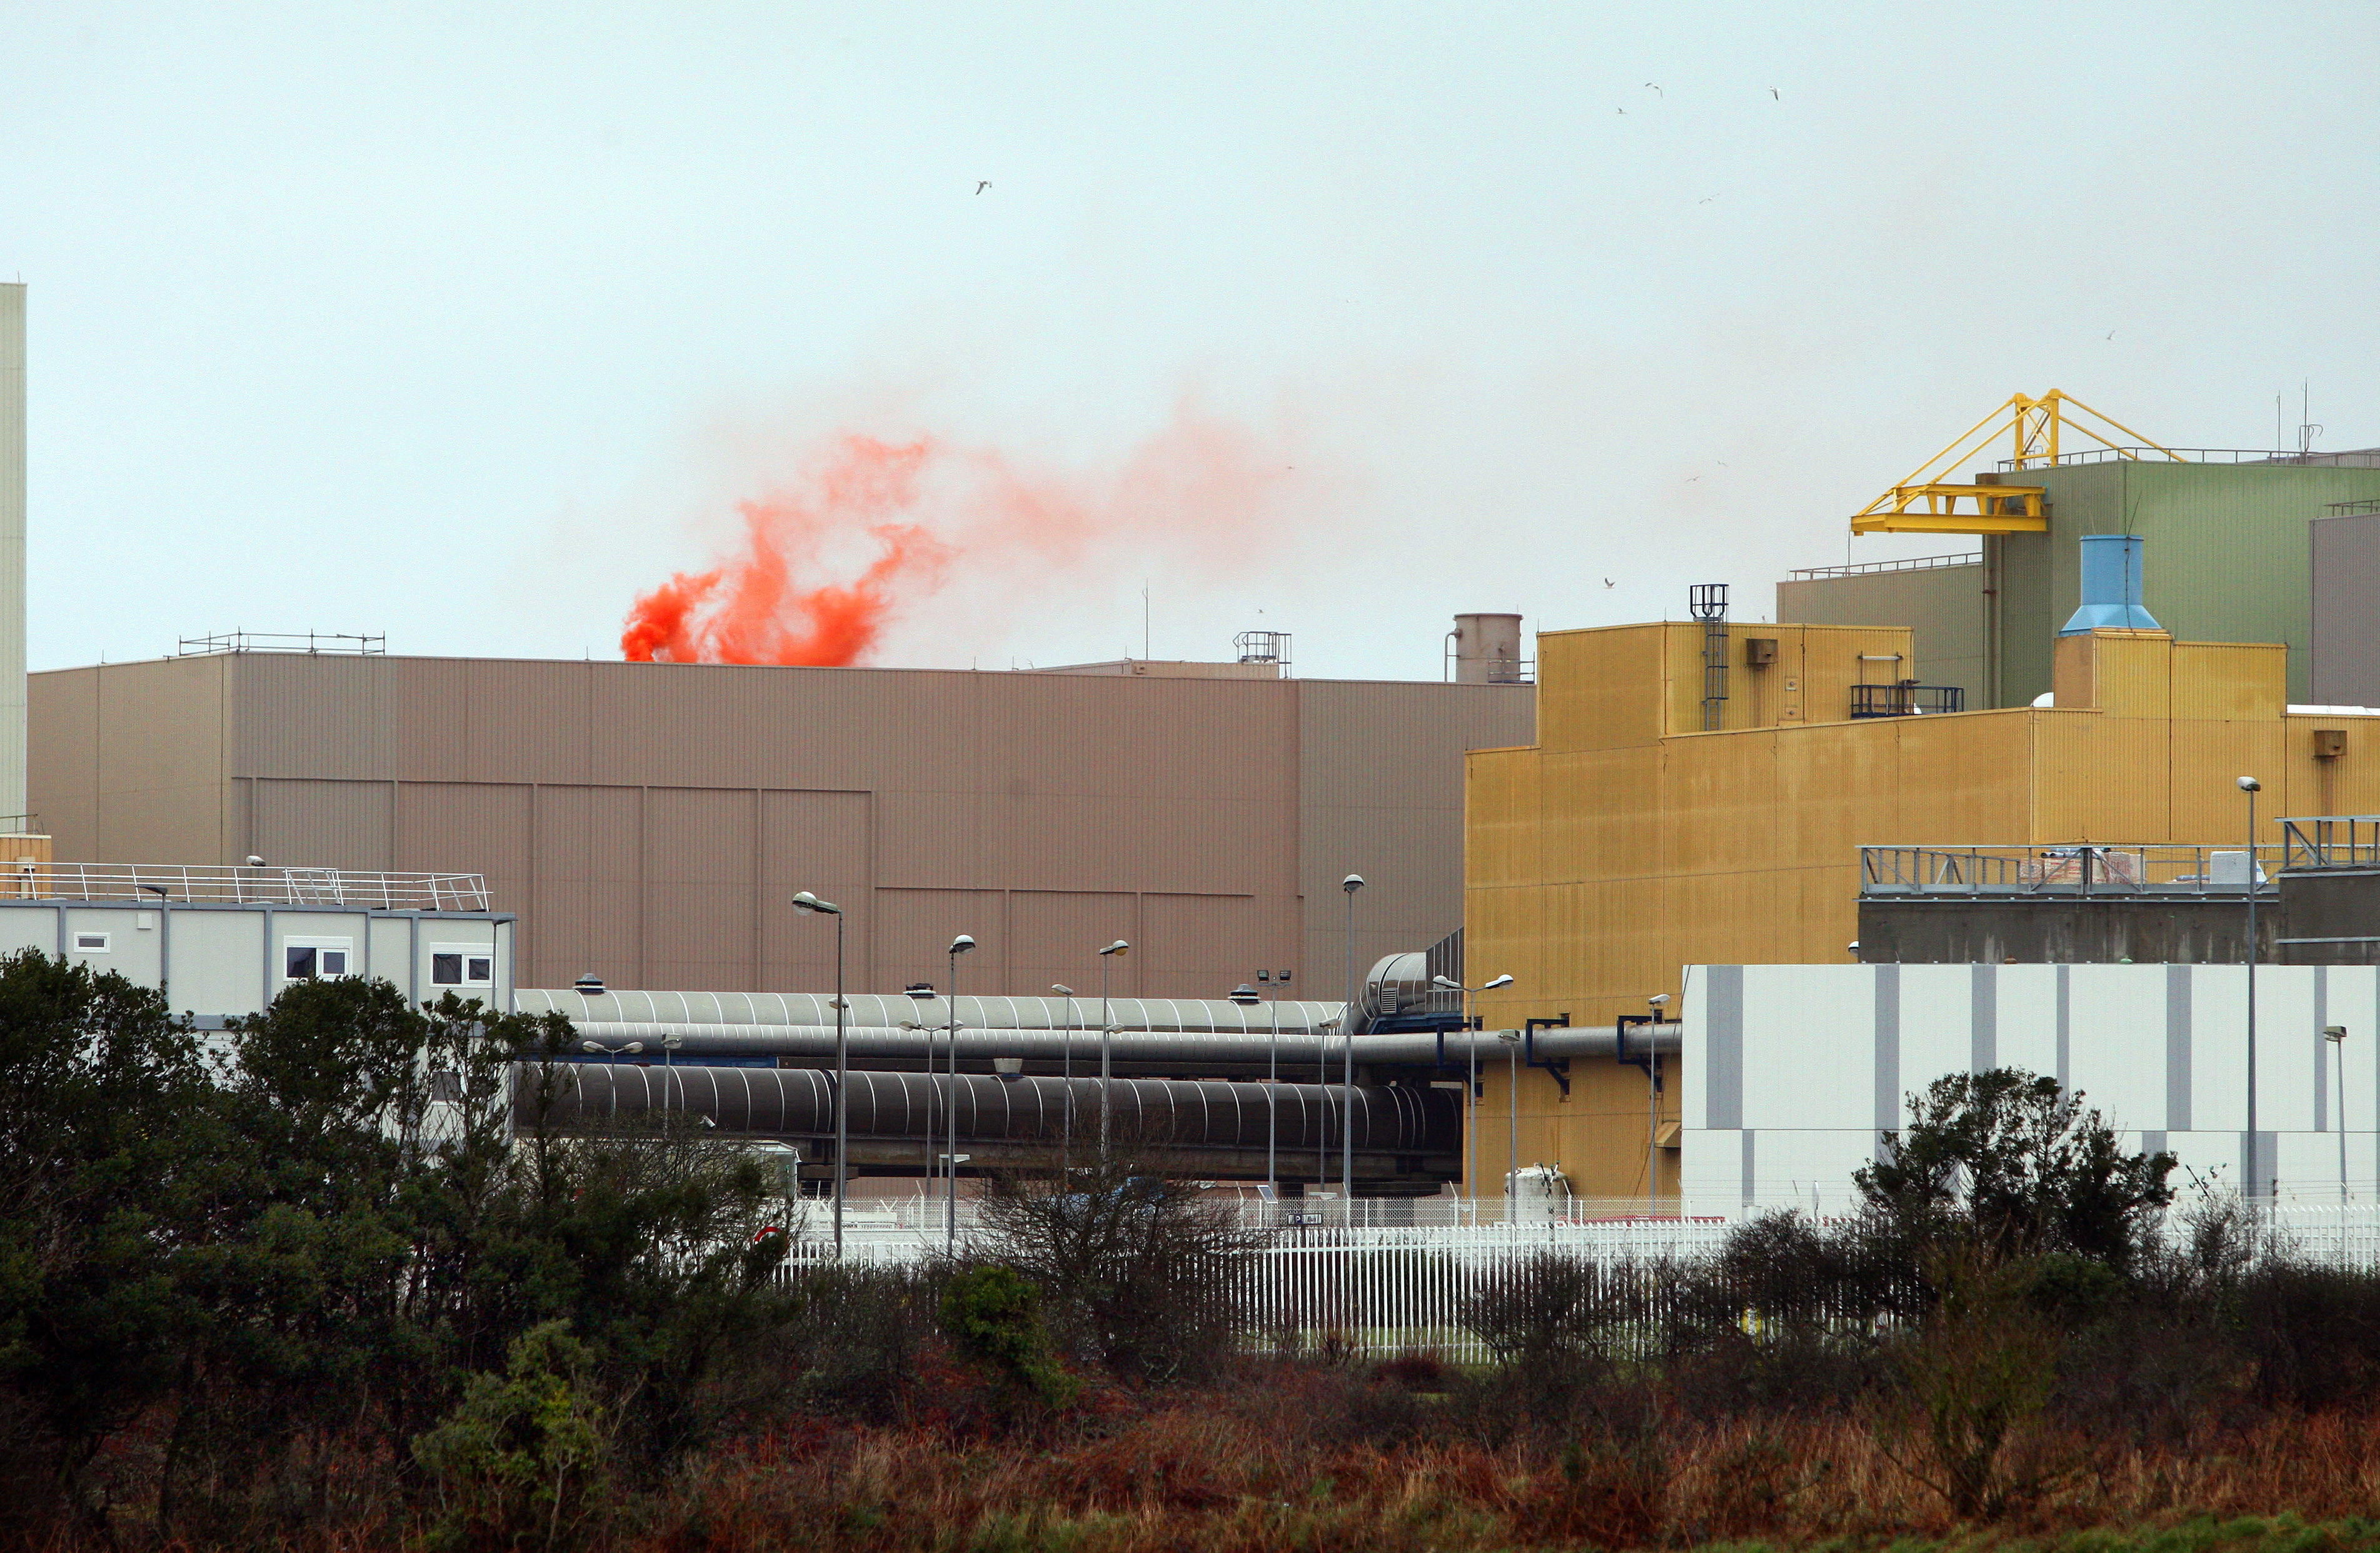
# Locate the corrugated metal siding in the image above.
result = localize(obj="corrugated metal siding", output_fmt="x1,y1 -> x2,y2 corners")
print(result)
1776,563 -> 1989,706
2310,512 -> 2380,707
2012,463 -> 2380,707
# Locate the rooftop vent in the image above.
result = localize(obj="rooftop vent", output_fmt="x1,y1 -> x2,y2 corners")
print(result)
2061,535 -> 2161,635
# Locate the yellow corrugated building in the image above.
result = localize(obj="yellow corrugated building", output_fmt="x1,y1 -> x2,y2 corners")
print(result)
1463,620 -> 2380,1203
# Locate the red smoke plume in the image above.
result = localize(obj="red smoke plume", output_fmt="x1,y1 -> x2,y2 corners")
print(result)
623,436 -> 956,666
621,404 -> 1299,668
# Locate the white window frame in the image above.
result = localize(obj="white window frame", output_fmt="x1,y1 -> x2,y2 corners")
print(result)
429,943 -> 495,988
283,936 -> 355,981
72,930 -> 111,953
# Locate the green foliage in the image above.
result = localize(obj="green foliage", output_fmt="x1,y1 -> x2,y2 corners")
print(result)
1857,1067 -> 2176,1265
412,1321 -> 613,1552
939,1265 -> 1078,1408
0,951 -> 803,1541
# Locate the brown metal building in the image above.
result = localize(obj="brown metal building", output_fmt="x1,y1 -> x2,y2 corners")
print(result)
29,652 -> 1531,1000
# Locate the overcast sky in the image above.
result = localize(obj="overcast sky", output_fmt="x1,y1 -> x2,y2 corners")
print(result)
6,4 -> 2376,679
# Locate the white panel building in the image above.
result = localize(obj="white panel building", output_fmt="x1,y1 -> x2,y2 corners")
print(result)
1682,962 -> 2377,1210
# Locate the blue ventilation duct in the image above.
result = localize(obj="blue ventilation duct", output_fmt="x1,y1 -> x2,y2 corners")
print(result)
2060,534 -> 2161,635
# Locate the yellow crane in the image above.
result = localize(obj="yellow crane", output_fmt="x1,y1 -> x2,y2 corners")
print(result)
1851,390 -> 2184,535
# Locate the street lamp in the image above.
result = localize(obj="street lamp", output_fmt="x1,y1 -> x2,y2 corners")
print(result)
2241,775 -> 2262,1208
1497,1028 -> 1522,1222
946,933 -> 976,1250
1098,940 -> 1129,1160
1052,983 -> 1077,1177
903,984 -> 938,1200
2327,1025 -> 2349,1228
1237,976 -> 1285,1213
791,890 -> 848,1259
581,1038 -> 643,1063
1435,972 -> 1515,1219
1341,875 -> 1366,1207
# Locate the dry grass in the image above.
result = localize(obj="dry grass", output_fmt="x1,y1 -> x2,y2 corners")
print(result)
625,1379 -> 2380,1553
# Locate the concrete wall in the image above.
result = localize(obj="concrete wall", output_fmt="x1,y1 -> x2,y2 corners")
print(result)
2311,510 -> 2380,708
28,655 -> 1532,1002
1775,560 -> 1989,709
0,286 -> 24,822
1685,962 -> 2380,1207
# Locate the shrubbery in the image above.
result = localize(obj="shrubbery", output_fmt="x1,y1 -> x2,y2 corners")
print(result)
15,962 -> 2380,1550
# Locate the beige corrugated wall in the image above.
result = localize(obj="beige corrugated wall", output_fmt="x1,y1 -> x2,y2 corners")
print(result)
30,654 -> 1532,1000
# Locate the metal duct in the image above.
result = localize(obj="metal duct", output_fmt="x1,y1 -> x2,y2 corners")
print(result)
518,988 -> 1345,1035
546,1021 -> 1677,1068
514,1062 -> 1457,1158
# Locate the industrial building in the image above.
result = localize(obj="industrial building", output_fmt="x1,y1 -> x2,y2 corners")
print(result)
1464,560 -> 2380,1204
28,633 -> 1531,1002
1682,961 -> 2379,1209
1779,393 -> 2380,708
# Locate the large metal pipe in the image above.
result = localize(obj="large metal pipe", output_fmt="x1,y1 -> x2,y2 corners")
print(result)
513,1062 -> 1459,1165
519,988 -> 1344,1035
546,1020 -> 1677,1067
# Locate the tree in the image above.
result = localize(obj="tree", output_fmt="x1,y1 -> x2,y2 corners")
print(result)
0,950 -> 223,1529
1856,1068 -> 2174,1267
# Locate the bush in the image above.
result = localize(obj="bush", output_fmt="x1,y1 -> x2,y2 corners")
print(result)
971,1143 -> 1263,1385
938,1265 -> 1077,1410
411,1322 -> 614,1552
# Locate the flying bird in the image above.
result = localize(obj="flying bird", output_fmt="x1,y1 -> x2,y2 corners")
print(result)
976,181 -> 992,194
1645,83 -> 1662,96
2106,330 -> 2116,340
1604,578 -> 1615,589
1770,88 -> 1780,99
1699,197 -> 1714,204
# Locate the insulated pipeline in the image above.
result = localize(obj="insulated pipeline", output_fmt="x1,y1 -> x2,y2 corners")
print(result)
518,988 -> 1345,1035
548,1021 -> 1678,1066
512,1062 -> 1459,1155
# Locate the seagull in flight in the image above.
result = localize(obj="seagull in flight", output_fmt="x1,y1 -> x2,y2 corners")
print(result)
1645,83 -> 1662,96
1770,88 -> 1780,99
1604,578 -> 1615,589
976,181 -> 992,194
2106,329 -> 2116,340
1699,197 -> 1714,204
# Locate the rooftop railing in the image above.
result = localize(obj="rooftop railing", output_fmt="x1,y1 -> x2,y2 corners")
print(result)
1861,843 -> 2276,898
2282,817 -> 2380,872
1789,551 -> 1981,581
3,862 -> 491,911
174,631 -> 385,657
1996,447 -> 2380,470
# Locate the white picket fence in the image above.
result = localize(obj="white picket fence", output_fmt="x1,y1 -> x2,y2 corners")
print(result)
776,1196 -> 2380,1361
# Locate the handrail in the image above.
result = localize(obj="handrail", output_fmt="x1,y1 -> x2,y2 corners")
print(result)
1861,843 -> 2276,898
1790,552 -> 1980,581
1,862 -> 490,910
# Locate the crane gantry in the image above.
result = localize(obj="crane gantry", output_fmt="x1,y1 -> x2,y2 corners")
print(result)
1851,390 -> 2184,535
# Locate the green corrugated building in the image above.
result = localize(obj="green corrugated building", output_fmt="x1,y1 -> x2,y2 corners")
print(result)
1780,455 -> 2380,708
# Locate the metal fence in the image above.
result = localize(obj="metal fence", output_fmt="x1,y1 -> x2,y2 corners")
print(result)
781,1196 -> 2380,1359
1860,843 -> 2277,898
4,862 -> 491,911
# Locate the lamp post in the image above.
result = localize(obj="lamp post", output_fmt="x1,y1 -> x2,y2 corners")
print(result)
1435,972 -> 1515,1220
946,934 -> 976,1249
1341,875 -> 1365,1212
1097,940 -> 1129,1160
2240,775 -> 2262,1208
791,891 -> 848,1258
1230,981 -> 1270,1215
1498,1028 -> 1522,1222
1260,972 -> 1283,1210
1052,983 -> 1077,1178
581,1038 -> 643,1065
1645,993 -> 1671,1214
2328,1025 -> 2350,1237
903,984 -> 937,1204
